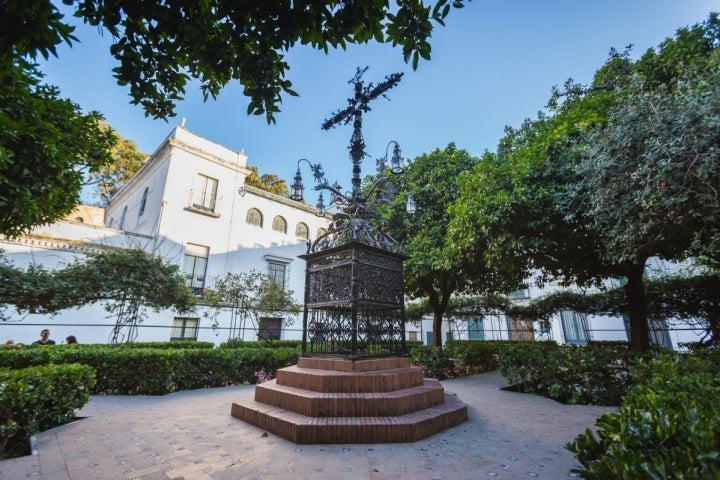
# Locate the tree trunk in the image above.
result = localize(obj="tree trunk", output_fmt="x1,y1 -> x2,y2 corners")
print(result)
624,262 -> 651,351
427,290 -> 449,348
707,312 -> 720,345
432,309 -> 443,347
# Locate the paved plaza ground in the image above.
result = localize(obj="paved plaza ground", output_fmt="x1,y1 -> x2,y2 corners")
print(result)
0,371 -> 613,480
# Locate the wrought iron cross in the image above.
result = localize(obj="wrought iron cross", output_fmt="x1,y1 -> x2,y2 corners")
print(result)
321,67 -> 403,200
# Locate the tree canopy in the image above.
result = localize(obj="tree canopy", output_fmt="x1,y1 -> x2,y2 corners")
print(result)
448,13 -> 720,350
2,0 -> 468,123
243,166 -> 289,196
0,248 -> 194,315
374,143 -> 484,346
85,123 -> 148,205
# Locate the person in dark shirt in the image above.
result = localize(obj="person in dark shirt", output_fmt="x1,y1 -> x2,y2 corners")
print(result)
33,329 -> 56,345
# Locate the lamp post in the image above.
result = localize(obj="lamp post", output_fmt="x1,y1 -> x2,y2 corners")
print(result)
290,68 -> 414,359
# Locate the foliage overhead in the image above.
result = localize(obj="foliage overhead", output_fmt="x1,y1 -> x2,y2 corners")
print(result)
569,69 -> 720,266
0,61 -> 115,236
1,0 -> 468,123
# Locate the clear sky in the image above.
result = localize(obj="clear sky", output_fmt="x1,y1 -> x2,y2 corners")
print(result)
40,0 -> 715,204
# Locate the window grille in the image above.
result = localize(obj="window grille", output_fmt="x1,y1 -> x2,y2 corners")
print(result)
246,208 -> 263,227
272,215 -> 287,233
267,261 -> 287,288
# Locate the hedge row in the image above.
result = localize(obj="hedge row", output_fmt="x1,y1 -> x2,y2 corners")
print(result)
218,339 -> 302,349
0,344 -> 300,394
568,350 -> 720,478
409,340 -> 557,380
494,341 -> 658,405
0,363 -> 95,458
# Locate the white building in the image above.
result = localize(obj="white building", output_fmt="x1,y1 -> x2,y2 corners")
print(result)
0,125 -> 707,349
407,261 -> 706,351
1,125 -> 330,345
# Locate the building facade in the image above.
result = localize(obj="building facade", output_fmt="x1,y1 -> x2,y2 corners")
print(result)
1,125 -> 329,345
406,260 -> 704,351
0,126 -> 706,349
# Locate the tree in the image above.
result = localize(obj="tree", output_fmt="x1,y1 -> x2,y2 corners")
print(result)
243,166 -> 289,196
0,248 -> 195,343
0,61 -> 115,236
2,0 -> 468,123
203,270 -> 299,341
85,122 -> 148,205
65,249 -> 196,343
570,70 -> 720,268
449,14 -> 720,350
375,144 -> 488,347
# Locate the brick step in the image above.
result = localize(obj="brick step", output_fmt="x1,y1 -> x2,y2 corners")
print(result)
231,392 -> 468,444
276,365 -> 425,393
297,356 -> 411,372
255,378 -> 446,417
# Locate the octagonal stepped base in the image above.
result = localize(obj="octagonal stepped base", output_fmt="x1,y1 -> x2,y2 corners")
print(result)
231,357 -> 468,444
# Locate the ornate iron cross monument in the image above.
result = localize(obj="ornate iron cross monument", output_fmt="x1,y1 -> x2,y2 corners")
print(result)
295,68 -> 410,359
232,70 -> 468,442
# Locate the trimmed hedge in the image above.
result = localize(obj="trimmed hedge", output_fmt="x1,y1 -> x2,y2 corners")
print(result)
1,363 -> 96,458
218,339 -> 302,349
113,341 -> 216,349
567,351 -> 720,479
0,344 -> 301,394
496,341 -> 653,405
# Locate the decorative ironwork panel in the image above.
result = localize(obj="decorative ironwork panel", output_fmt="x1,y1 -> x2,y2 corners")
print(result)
358,252 -> 404,306
306,261 -> 352,306
305,307 -> 405,357
310,218 -> 403,254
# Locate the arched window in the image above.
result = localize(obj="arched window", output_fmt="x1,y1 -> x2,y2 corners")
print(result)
272,215 -> 287,233
119,206 -> 128,230
295,222 -> 309,239
138,187 -> 149,217
246,208 -> 263,227
316,227 -> 327,238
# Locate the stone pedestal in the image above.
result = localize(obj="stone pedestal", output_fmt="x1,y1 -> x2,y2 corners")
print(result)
231,357 -> 468,443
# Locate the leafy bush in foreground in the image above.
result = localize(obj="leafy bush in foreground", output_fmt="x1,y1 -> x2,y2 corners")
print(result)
567,351 -> 720,479
0,363 -> 95,458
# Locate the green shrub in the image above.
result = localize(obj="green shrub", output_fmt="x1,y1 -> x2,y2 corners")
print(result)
0,344 -> 301,394
0,363 -> 96,458
497,342 -> 647,405
567,352 -> 720,479
496,340 -> 559,389
218,339 -> 302,349
116,341 -> 215,349
446,340 -> 553,375
408,345 -> 460,380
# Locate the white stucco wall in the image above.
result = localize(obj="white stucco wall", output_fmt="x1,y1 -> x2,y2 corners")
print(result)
1,125 -> 329,345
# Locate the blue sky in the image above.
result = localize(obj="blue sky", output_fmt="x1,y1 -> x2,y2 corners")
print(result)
40,1 -> 715,204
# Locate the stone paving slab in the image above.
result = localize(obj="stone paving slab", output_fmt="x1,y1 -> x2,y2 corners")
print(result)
0,372 -> 613,480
